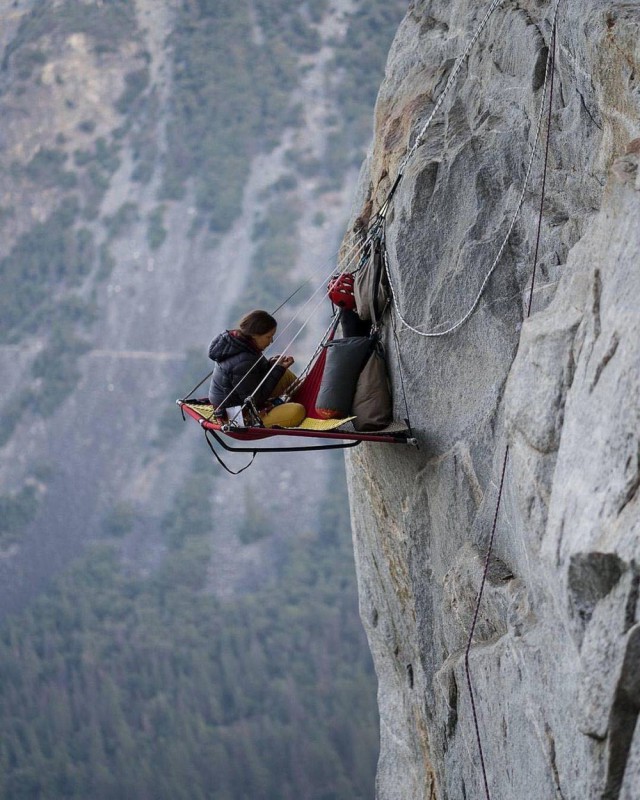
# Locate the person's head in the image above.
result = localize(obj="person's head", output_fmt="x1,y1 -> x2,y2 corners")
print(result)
237,309 -> 277,351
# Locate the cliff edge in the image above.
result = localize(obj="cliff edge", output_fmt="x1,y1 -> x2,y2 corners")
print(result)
346,1 -> 640,797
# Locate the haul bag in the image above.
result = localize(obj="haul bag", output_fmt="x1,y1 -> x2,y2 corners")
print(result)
354,237 -> 389,323
352,339 -> 393,431
315,336 -> 373,419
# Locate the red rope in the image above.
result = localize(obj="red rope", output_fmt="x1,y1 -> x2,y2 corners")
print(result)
463,20 -> 557,799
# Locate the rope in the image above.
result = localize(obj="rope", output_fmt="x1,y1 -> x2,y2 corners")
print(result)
181,225 -> 368,404
226,235 -> 370,417
243,272 -> 346,412
398,0 -> 506,175
463,15 -> 558,799
384,0 -> 560,338
271,281 -> 311,314
282,315 -> 339,398
527,20 -> 557,318
464,444 -> 510,800
210,233 -> 371,418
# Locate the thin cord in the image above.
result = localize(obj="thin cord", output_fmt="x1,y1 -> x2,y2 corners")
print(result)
183,228 -> 369,404
463,445 -> 510,800
214,234 -> 371,416
463,14 -> 558,799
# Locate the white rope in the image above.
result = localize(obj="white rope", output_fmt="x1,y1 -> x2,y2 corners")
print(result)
397,0 -> 506,175
386,0 -> 560,338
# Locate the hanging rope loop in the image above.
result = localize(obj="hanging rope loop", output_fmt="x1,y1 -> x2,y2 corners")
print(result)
383,0 -> 561,339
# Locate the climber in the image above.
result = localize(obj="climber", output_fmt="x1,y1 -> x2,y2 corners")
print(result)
207,309 -> 306,428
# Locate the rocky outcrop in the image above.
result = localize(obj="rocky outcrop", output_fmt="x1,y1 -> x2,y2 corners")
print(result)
346,1 -> 640,797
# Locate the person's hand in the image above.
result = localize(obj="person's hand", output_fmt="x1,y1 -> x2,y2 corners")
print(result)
278,355 -> 294,369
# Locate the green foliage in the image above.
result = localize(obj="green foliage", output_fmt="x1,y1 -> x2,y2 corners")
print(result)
259,173 -> 299,200
312,210 -> 327,227
77,119 -> 96,135
0,460 -> 377,799
284,147 -> 322,177
0,293 -> 95,435
97,243 -> 116,281
0,395 -> 25,448
7,0 -> 137,57
234,197 -> 302,315
152,350 -> 206,447
130,94 -> 160,184
237,487 -> 270,544
80,165 -> 108,220
73,148 -> 93,168
28,324 -> 90,416
0,206 -> 16,227
0,198 -> 98,340
115,68 -> 150,115
12,45 -> 47,81
0,485 -> 38,549
162,0 -> 323,232
23,148 -> 77,189
147,205 -> 167,250
104,202 -> 139,240
306,0 -> 330,24
94,137 -> 121,174
324,1 -> 408,179
101,504 -> 136,539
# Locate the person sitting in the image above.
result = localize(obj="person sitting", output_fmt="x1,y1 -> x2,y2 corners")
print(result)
208,310 -> 306,428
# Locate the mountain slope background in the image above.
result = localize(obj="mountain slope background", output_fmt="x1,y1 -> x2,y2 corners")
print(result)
0,1 -> 408,797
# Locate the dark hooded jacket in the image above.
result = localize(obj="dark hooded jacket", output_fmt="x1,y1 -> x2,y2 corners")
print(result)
208,330 -> 285,410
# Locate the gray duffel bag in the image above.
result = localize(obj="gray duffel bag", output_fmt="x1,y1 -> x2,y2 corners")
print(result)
316,337 -> 374,419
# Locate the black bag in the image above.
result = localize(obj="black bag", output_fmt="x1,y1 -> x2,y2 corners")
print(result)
354,237 -> 389,323
339,308 -> 371,338
352,339 -> 393,431
316,337 -> 374,419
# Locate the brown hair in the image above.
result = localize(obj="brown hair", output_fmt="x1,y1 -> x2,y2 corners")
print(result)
237,310 -> 277,337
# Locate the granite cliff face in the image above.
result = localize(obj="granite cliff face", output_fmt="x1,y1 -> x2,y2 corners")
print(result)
345,1 -> 640,797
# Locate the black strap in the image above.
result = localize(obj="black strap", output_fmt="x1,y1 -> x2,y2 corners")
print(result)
204,429 -> 257,475
208,426 -> 362,454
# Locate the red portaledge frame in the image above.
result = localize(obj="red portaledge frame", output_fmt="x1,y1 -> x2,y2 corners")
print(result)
179,401 -> 412,446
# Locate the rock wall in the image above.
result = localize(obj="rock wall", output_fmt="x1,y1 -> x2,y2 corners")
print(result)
345,1 -> 640,797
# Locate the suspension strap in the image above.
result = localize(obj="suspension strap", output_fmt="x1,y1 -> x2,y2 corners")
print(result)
181,232 -> 369,408
181,370 -> 213,402
204,429 -> 257,475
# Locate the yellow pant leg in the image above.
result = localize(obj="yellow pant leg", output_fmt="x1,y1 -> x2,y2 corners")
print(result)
271,368 -> 297,398
260,402 -> 306,428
